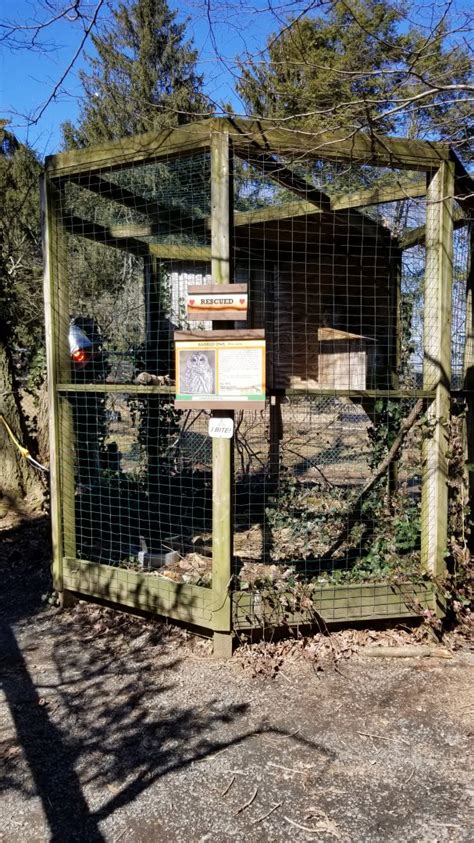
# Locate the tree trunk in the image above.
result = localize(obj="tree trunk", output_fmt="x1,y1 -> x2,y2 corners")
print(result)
0,339 -> 43,519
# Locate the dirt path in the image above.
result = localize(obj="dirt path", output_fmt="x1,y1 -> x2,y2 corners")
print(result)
1,518 -> 473,842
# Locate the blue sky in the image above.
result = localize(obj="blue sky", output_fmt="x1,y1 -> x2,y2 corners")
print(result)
1,0 -> 471,158
0,0 -> 284,157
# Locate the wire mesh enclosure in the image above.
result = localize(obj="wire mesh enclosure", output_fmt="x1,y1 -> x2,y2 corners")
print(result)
42,119 -> 473,654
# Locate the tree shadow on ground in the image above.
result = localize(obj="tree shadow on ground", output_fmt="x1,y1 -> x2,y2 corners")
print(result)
0,516 -> 327,841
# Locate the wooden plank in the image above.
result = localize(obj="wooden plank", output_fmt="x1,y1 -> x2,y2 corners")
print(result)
210,131 -> 233,646
174,329 -> 264,341
62,558 -> 214,625
270,388 -> 435,399
331,179 -> 426,210
463,226 -> 474,546
59,398 -> 76,561
45,120 -> 213,176
41,176 -> 76,592
225,117 -> 450,170
45,118 -> 451,180
149,243 -> 211,260
421,161 -> 455,577
239,150 -> 330,210
234,200 -> 321,227
63,214 -> 150,257
232,583 -> 439,627
64,172 -> 207,238
400,206 -> 466,250
57,383 -> 175,394
56,383 -> 434,399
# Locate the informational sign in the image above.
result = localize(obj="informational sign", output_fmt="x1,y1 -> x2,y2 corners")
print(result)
209,417 -> 234,438
186,284 -> 248,321
174,330 -> 265,410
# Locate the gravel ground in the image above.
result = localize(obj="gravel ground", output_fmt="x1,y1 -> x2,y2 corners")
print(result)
1,517 -> 473,842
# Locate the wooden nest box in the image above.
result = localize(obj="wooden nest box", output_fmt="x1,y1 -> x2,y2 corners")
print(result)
317,327 -> 373,390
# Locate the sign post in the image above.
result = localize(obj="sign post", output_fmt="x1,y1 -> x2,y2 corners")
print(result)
210,130 -> 234,658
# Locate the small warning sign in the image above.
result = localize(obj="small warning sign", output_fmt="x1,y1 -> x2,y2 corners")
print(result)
209,417 -> 234,438
187,284 -> 247,321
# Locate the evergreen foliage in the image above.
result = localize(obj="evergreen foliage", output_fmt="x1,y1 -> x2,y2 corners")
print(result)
237,0 -> 473,155
0,121 -> 43,362
62,0 -> 208,147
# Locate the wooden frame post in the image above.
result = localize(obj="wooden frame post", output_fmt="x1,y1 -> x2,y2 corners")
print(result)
210,130 -> 234,657
421,161 -> 455,576
41,174 -> 76,606
463,224 -> 474,551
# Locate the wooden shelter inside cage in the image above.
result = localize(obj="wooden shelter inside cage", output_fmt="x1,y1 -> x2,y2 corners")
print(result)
42,118 -> 474,656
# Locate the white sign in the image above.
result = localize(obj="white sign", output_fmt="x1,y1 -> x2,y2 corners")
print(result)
208,417 -> 234,439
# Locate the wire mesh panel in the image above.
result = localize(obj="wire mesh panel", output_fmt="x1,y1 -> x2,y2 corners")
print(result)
43,119 -> 471,636
62,391 -> 213,583
58,150 -> 212,384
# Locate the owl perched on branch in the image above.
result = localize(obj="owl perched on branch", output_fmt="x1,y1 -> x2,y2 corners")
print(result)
181,352 -> 214,394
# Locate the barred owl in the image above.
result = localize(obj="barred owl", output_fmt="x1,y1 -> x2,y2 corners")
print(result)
181,352 -> 213,394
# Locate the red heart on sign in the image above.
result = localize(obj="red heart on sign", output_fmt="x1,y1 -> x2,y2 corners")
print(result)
189,299 -> 195,305
239,298 -> 245,304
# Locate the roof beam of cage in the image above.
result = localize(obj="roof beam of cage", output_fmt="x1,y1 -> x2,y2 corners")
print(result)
452,154 -> 474,215
231,178 -> 427,228
399,205 -> 467,250
330,179 -> 427,210
235,147 -> 388,243
237,149 -> 331,211
45,118 -> 456,180
63,214 -> 150,257
63,214 -> 212,261
45,120 -> 213,176
62,173 -> 208,238
224,118 -> 451,170
233,200 -> 322,227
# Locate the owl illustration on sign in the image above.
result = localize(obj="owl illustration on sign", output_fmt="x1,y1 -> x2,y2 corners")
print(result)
181,351 -> 214,394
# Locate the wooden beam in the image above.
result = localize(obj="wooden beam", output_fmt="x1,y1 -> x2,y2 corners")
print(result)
331,179 -> 426,211
57,383 -> 175,393
243,150 -> 330,210
63,214 -> 150,257
45,117 -> 453,180
41,176 -> 76,601
234,200 -> 321,227
149,243 -> 211,261
64,172 -> 207,238
232,173 -> 439,231
210,130 -> 234,655
421,160 -> 455,577
400,206 -> 466,250
452,151 -> 474,215
463,226 -> 474,552
45,120 -> 213,176
225,117 -> 451,170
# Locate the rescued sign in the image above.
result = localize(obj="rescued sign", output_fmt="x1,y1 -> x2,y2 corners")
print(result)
186,284 -> 248,321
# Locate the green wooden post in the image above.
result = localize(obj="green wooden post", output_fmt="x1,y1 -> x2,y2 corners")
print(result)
420,161 -> 455,576
41,174 -> 76,606
210,129 -> 234,658
463,224 -> 474,551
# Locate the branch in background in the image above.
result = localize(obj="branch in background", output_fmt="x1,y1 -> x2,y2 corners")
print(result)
328,398 -> 425,557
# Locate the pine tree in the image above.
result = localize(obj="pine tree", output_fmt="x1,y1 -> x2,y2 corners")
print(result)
63,0 -> 208,147
237,0 -> 472,154
0,122 -> 44,510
